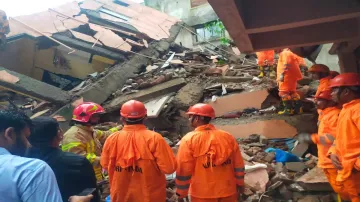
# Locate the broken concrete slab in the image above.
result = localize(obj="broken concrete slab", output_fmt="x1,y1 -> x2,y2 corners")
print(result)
215,119 -> 297,139
208,89 -> 270,117
144,94 -> 174,118
172,82 -> 204,110
292,142 -> 309,157
213,113 -> 318,139
244,167 -> 269,193
0,66 -> 71,105
104,78 -> 186,112
296,167 -> 332,191
78,23 -> 182,104
285,162 -> 306,172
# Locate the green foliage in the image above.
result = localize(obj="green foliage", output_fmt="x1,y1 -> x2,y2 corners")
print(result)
204,19 -> 231,45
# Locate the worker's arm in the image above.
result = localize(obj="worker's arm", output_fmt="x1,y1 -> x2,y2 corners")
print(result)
175,137 -> 195,199
310,133 -> 320,144
153,134 -> 177,174
100,134 -> 113,170
352,112 -> 360,171
62,131 -> 100,166
94,126 -> 120,144
233,142 -> 245,188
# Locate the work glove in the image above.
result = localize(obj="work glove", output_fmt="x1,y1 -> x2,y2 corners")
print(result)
297,133 -> 313,144
330,154 -> 343,170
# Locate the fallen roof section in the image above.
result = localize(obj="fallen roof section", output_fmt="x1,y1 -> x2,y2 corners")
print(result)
0,66 -> 71,105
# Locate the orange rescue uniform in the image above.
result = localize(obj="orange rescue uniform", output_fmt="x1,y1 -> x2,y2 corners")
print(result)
176,124 -> 245,202
256,50 -> 275,66
334,99 -> 360,201
315,76 -> 332,97
311,107 -> 348,199
101,125 -> 176,202
316,76 -> 332,120
277,49 -> 303,100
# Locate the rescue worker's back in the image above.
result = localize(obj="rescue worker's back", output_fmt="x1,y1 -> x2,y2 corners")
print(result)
101,100 -> 176,202
176,124 -> 244,199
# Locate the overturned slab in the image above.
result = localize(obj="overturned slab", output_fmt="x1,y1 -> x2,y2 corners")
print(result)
208,89 -> 270,117
297,167 -> 332,192
0,66 -> 71,105
104,78 -> 186,112
213,113 -> 317,139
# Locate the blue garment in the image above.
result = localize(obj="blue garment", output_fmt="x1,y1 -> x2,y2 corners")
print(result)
0,147 -> 63,202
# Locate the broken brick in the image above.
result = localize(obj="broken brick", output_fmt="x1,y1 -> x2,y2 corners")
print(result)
285,162 -> 306,172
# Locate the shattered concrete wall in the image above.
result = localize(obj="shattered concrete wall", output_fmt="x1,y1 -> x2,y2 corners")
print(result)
34,46 -> 112,80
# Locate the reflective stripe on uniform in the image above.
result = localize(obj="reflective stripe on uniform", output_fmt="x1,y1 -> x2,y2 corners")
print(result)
234,167 -> 245,172
176,184 -> 190,190
325,134 -> 335,143
61,142 -> 85,151
235,175 -> 244,179
86,153 -> 97,163
109,127 -> 118,132
176,175 -> 192,181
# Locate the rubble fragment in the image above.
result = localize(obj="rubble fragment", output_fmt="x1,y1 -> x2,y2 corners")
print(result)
285,162 -> 306,172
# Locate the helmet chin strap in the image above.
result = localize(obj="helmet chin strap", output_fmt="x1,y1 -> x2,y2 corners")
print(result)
125,116 -> 146,123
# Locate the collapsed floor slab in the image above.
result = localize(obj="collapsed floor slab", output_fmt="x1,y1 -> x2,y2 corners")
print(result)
213,113 -> 317,139
77,23 -> 183,104
0,66 -> 71,105
208,89 -> 270,117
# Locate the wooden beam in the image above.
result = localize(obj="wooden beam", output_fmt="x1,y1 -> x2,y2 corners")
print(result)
208,0 -> 253,52
249,18 -> 360,51
52,34 -> 128,62
242,0 -> 360,30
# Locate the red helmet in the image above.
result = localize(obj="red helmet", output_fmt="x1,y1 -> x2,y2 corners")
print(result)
72,102 -> 105,122
186,103 -> 215,118
120,100 -> 147,119
329,71 -> 340,79
308,64 -> 330,73
315,89 -> 332,101
329,73 -> 360,88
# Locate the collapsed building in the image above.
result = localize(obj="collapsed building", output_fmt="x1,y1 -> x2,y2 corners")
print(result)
0,0 -> 347,201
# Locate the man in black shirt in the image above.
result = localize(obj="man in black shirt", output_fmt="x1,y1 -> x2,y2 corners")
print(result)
26,116 -> 100,202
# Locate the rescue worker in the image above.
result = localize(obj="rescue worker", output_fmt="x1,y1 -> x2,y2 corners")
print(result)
328,73 -> 360,202
176,103 -> 245,202
298,90 -> 348,200
256,50 -> 275,78
308,64 -> 331,97
276,48 -> 306,115
62,102 -> 120,182
101,100 -> 176,202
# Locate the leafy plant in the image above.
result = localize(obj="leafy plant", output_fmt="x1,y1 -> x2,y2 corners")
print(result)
204,19 -> 232,45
